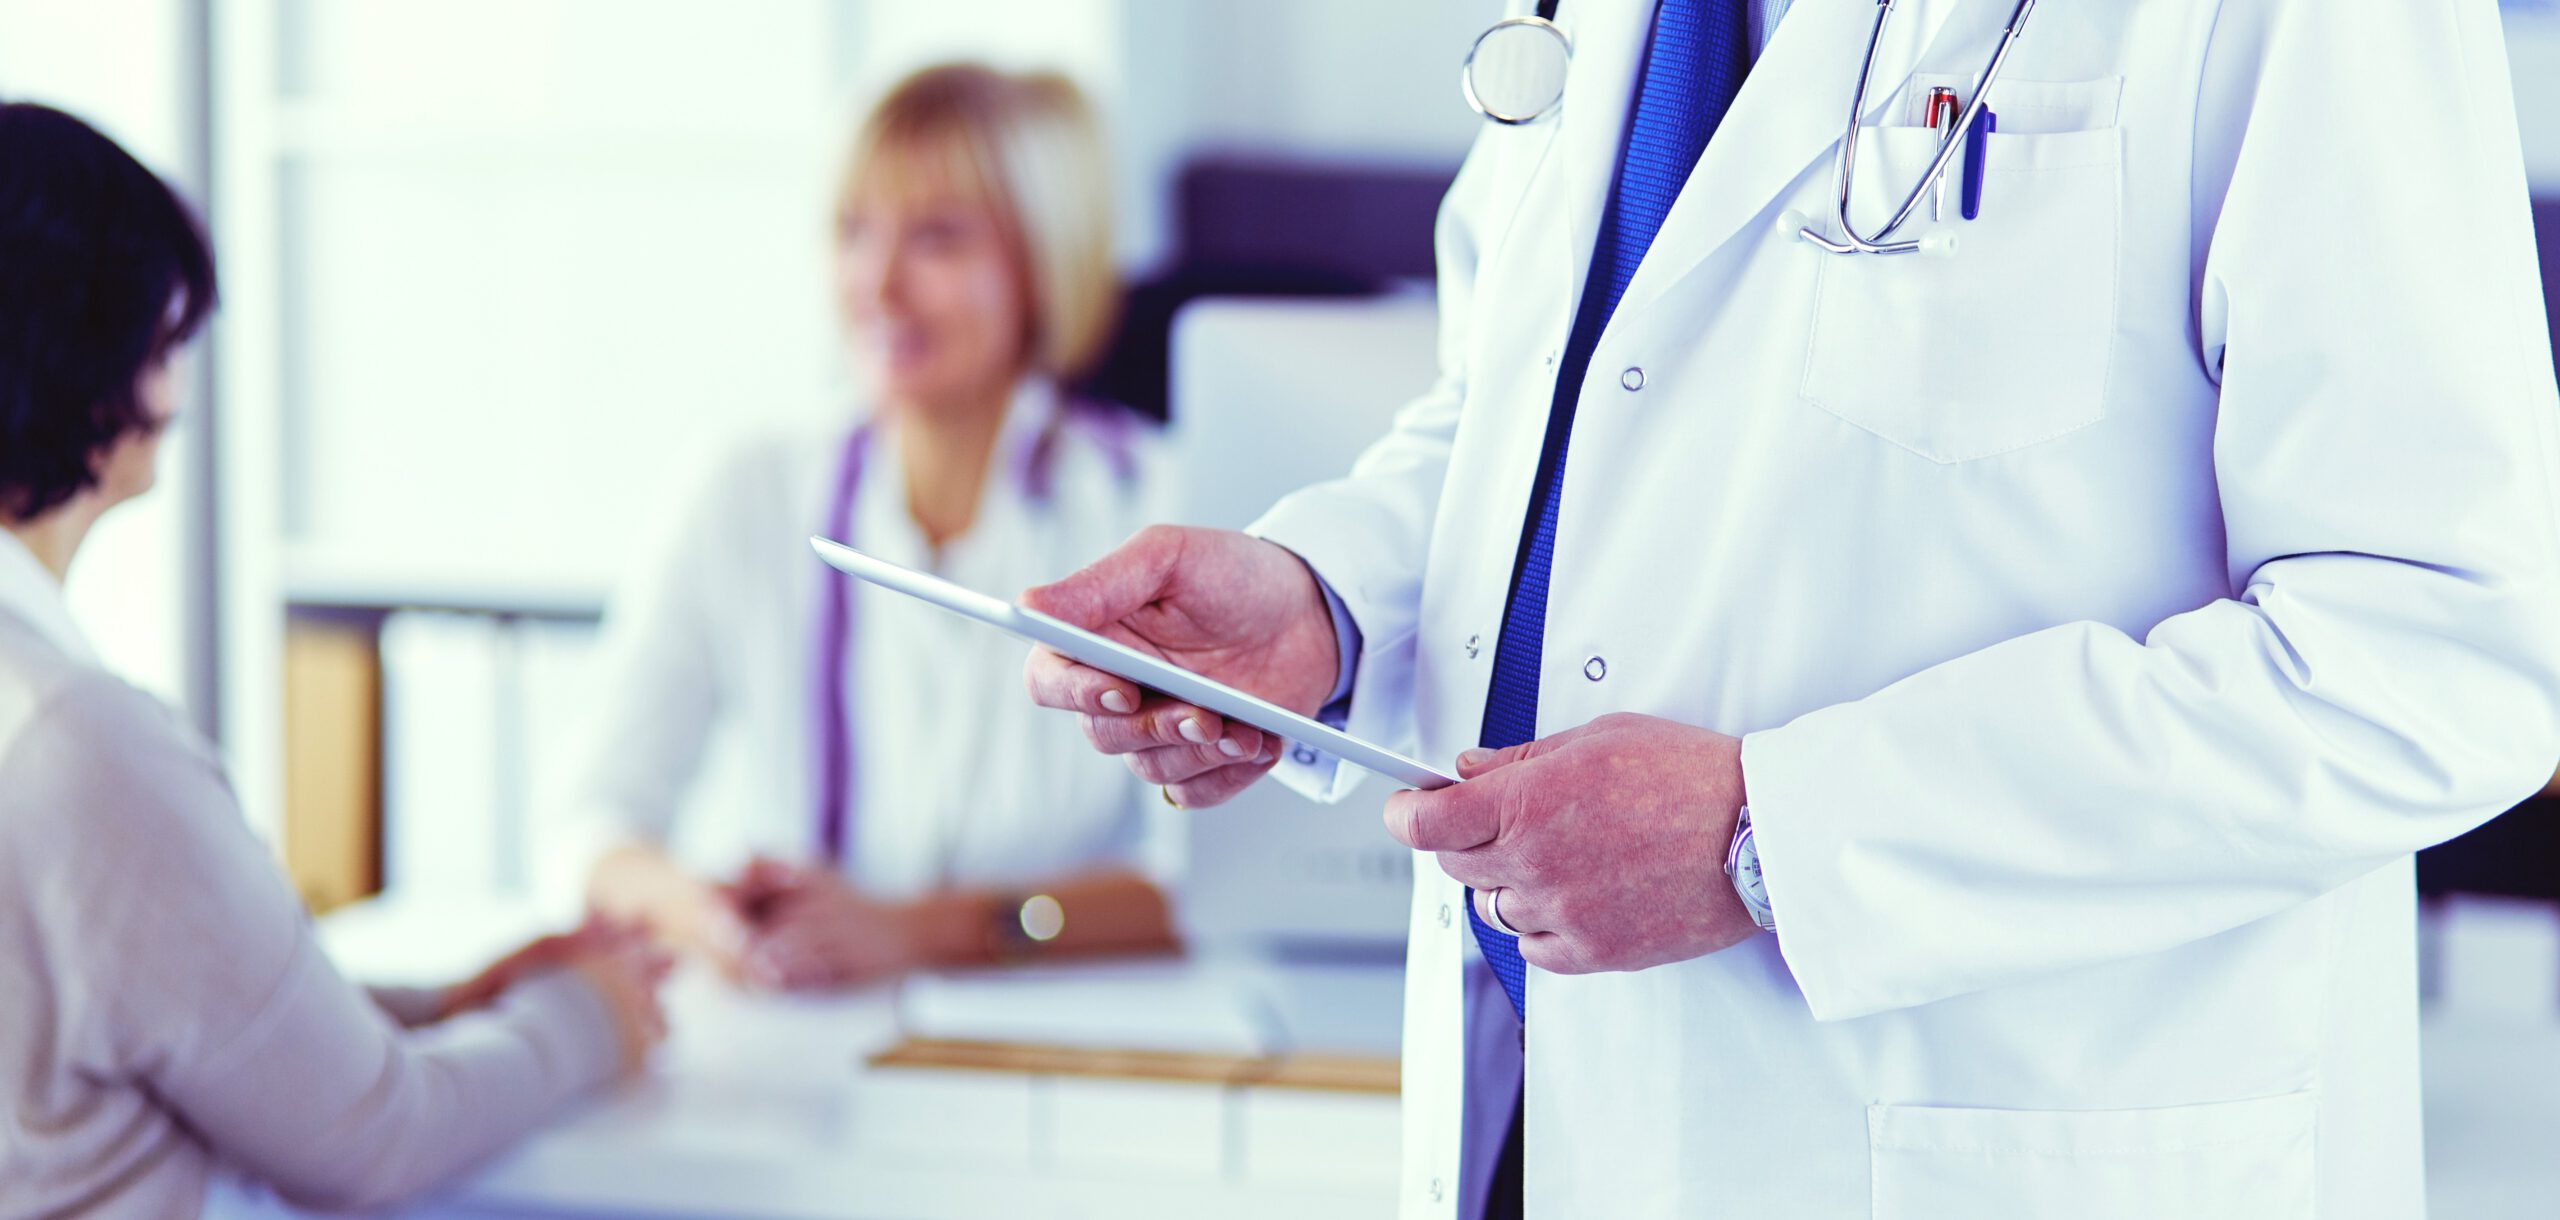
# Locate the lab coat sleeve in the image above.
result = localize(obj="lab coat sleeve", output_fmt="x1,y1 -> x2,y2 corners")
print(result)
1246,132 -> 1501,803
538,445 -> 752,891
1741,0 -> 2560,1021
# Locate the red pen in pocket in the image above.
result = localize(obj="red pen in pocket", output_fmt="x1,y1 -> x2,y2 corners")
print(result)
1926,87 -> 1961,221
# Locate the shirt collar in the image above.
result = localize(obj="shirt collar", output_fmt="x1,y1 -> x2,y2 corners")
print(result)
864,375 -> 1067,499
0,530 -> 98,665
865,376 -> 1061,454
999,375 -> 1064,456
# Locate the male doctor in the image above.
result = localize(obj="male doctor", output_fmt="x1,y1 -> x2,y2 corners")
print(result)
1024,0 -> 2560,1215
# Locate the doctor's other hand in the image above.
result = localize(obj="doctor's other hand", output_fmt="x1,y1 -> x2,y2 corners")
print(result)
732,860 -> 935,990
1384,713 -> 1759,975
1022,525 -> 1339,808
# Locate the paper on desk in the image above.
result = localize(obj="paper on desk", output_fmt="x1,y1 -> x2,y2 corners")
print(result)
896,959 -> 1301,1058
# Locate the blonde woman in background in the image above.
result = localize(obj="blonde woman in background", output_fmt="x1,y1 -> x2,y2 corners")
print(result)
571,65 -> 1241,989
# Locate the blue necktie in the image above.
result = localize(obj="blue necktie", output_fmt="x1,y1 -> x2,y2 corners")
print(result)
1473,0 -> 1752,1020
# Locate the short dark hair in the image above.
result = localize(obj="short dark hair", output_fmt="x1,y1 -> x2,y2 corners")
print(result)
0,101 -> 218,521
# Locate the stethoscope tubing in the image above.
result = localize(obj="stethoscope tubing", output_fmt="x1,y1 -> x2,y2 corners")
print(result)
1461,0 -> 2043,259
1804,0 -> 2038,256
811,423 -> 871,869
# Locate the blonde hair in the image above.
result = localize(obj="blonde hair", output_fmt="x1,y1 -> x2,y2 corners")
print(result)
836,63 -> 1118,380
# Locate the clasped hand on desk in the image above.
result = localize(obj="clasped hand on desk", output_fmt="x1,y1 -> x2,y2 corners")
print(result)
595,841 -> 1180,992
1023,525 -> 1762,973
688,858 -> 983,991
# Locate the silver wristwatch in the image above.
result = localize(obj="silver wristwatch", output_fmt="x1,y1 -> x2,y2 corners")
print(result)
1724,804 -> 1776,933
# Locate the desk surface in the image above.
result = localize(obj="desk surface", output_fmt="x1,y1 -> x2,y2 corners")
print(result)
212,898 -> 1402,1220
201,895 -> 2560,1219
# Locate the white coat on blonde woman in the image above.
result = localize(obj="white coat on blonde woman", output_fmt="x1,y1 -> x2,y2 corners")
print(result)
554,379 -> 1174,898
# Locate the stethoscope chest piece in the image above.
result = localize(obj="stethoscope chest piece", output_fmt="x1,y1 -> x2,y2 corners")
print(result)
1464,16 -> 1572,125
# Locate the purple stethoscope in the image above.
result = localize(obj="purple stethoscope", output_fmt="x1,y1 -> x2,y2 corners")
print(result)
807,404 -> 1140,868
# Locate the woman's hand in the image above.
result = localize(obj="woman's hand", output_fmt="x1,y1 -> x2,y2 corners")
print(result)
564,936 -> 677,1075
439,917 -> 645,1019
676,868 -> 769,981
439,917 -> 673,1075
588,842 -> 764,979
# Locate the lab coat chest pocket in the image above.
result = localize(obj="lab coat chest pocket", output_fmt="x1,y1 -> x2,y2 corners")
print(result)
1868,1092 -> 2316,1220
1801,124 -> 2123,463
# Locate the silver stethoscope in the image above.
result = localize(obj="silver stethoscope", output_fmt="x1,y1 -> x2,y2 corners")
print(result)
1461,0 -> 2040,258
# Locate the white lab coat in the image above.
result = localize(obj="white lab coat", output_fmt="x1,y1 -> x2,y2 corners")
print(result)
1250,0 -> 2560,1216
552,380 -> 1176,899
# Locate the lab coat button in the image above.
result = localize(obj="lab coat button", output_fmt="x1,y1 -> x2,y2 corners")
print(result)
1465,633 -> 1482,659
1430,1178 -> 1446,1203
1620,366 -> 1644,391
1438,903 -> 1453,928
1585,655 -> 1607,681
1292,745 -> 1319,766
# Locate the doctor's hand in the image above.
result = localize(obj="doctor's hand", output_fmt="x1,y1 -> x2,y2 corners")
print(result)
728,860 -> 928,990
1022,526 -> 1341,808
1383,713 -> 1761,975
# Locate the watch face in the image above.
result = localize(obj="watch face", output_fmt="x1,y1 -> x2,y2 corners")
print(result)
1737,844 -> 1767,905
1728,812 -> 1773,931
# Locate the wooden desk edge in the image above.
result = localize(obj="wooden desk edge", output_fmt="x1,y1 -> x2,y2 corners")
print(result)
868,1037 -> 1400,1096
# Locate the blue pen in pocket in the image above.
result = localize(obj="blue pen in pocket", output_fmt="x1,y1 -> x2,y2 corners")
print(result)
1961,107 -> 1997,221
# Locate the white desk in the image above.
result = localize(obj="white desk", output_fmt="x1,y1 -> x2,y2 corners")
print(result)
208,897 -> 2560,1218
210,899 -> 1401,1220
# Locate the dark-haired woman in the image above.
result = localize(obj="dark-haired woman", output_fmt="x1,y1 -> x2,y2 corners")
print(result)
0,101 -> 669,1217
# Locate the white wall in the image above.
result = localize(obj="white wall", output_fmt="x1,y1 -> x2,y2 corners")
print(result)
847,0 -> 1494,275
1148,0 -> 1494,162
1111,0 -> 1492,271
258,0 -> 849,594
244,0 -> 1501,607
2507,4 -> 2560,190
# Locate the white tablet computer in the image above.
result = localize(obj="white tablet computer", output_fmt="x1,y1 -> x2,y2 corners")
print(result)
810,536 -> 1455,790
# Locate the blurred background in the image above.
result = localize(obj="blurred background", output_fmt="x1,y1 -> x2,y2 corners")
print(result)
4,1 -> 2559,1216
